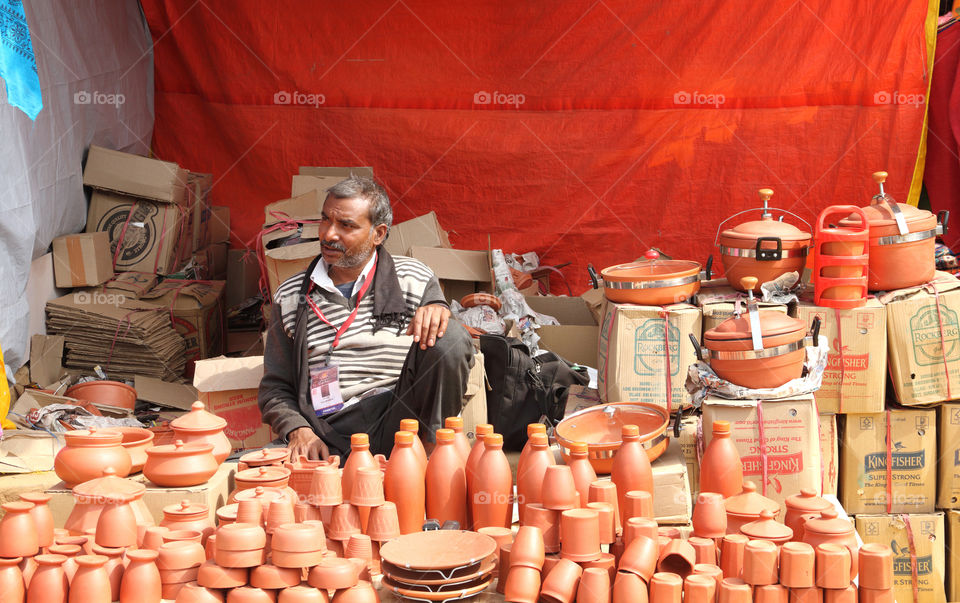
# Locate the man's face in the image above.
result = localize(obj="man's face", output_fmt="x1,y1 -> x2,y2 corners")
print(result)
319,195 -> 388,269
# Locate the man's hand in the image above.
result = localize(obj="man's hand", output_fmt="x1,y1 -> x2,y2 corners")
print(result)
287,427 -> 329,460
407,304 -> 451,350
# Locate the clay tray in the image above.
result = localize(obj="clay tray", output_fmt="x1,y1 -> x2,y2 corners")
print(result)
381,575 -> 492,602
383,557 -> 495,587
378,531 -> 497,574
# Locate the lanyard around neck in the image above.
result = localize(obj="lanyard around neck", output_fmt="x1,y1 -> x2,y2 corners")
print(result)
305,254 -> 378,350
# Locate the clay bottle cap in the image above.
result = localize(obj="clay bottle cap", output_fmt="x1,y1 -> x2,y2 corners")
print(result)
400,419 -> 419,433
528,423 -> 547,436
476,424 -> 493,436
351,433 -> 369,447
570,441 -> 588,455
485,433 -> 504,447
445,417 -> 463,431
713,421 -> 731,435
622,424 -> 640,440
436,428 -> 455,443
530,433 -> 548,448
395,431 -> 414,445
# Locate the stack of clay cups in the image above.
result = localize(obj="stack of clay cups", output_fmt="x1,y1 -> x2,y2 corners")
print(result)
587,481 -> 622,560
351,466 -> 402,573
215,523 -> 267,574
309,465 -> 343,526
857,544 -> 894,603
364,502 -> 401,573
156,540 -> 206,599
503,525 -> 545,603
325,503 -> 361,558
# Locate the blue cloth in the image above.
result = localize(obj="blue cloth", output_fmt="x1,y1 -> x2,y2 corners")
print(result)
0,0 -> 41,119
335,281 -> 354,299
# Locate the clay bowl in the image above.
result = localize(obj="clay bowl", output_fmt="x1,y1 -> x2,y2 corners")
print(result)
555,402 -> 669,474
227,586 -> 278,603
250,564 -> 301,590
279,585 -> 329,603
175,582 -> 226,603
101,427 -> 154,473
308,557 -> 361,590
158,541 -> 206,570
600,255 -> 702,305
330,580 -> 379,603
144,440 -> 219,487
272,523 -> 325,553
503,565 -> 541,603
197,559 -> 248,589
66,380 -> 137,410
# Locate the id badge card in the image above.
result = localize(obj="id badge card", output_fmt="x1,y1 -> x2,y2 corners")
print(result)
309,364 -> 344,417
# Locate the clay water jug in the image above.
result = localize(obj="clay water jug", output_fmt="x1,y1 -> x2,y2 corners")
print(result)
465,423 -> 493,529
0,556 -> 25,603
121,549 -> 161,603
699,421 -> 743,498
27,554 -> 68,603
399,419 -> 428,471
69,555 -> 111,603
445,416 -> 472,461
610,425 -> 653,517
425,428 -> 467,527
474,433 -> 513,529
568,441 -> 598,509
20,492 -> 55,549
384,431 -> 426,534
342,433 -> 377,502
516,432 -> 554,522
0,501 -> 39,558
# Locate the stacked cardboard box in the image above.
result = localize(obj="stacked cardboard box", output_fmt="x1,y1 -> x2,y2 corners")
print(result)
855,513 -> 946,603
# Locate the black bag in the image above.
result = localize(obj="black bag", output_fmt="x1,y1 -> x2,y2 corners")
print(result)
479,334 -> 589,451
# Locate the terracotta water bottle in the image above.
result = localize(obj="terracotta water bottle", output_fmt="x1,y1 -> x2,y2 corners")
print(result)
568,441 -> 598,509
399,419 -> 428,471
465,423 -> 494,529
384,431 -> 426,534
445,417 -> 472,461
425,429 -> 467,527
611,424 -> 653,517
699,421 -> 743,498
27,554 -> 68,603
0,557 -> 25,603
121,549 -> 161,603
342,433 -> 378,502
516,432 -> 554,523
474,433 -> 513,529
517,423 -> 547,476
69,555 -> 111,603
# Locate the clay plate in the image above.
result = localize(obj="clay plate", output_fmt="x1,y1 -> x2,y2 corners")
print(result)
383,556 -> 495,586
385,571 -> 493,593
379,531 -> 497,571
381,575 -> 492,602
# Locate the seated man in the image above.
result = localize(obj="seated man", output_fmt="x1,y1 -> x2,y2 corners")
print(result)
258,176 -> 474,460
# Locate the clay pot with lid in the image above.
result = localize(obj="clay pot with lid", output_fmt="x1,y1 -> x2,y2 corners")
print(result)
601,249 -> 703,305
170,401 -> 231,463
161,500 -> 216,545
555,402 -> 670,475
800,509 -> 858,579
717,188 -> 812,292
231,466 -> 297,504
64,466 -> 152,538
101,426 -> 154,473
838,171 -> 947,291
0,501 -> 40,558
740,510 -> 793,545
724,481 -> 779,534
239,447 -> 290,470
54,428 -> 132,488
784,489 -> 832,540
144,440 -> 219,487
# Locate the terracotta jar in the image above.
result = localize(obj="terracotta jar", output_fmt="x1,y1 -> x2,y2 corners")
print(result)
54,428 -> 132,488
784,490 -> 832,540
444,416 -> 472,460
20,492 -> 55,549
800,509 -> 858,580
170,401 -> 231,464
611,424 -> 653,519
740,510 -> 793,545
398,419 -> 428,471
724,481 -> 780,534
0,556 -> 25,602
384,431 -> 426,534
102,426 -> 155,473
465,423 -> 493,529
0,501 -> 40,558
231,466 -> 297,504
27,554 -> 68,603
66,468 -> 149,536
342,433 -> 377,503
161,500 -> 216,545
516,432 -> 554,522
122,548 -> 161,602
144,440 -> 219,487
69,555 -> 112,603
425,428 -> 468,528
567,442 -> 598,510
699,421 -> 743,498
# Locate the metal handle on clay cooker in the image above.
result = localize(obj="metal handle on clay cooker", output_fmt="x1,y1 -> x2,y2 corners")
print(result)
587,264 -> 599,289
689,333 -> 704,362
940,210 -> 950,236
810,315 -> 821,345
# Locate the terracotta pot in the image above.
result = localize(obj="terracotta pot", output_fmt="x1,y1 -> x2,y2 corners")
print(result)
27,554 -> 68,603
623,517 -> 658,546
47,545 -> 81,582
587,482 -> 621,533
350,466 -> 384,507
231,466 -> 297,505
0,557 -> 25,603
800,509 -> 858,580
144,440 -> 219,487
717,577 -> 752,603
69,554 -> 111,603
586,502 -> 616,545
158,541 -> 206,571
857,543 -> 892,590
170,401 -> 231,464
250,564 -> 301,589
464,423 -> 493,530
783,490 -> 832,541
754,584 -> 789,603
577,566 -> 611,603
66,380 -> 137,410
510,525 -> 545,570
657,539 -> 697,579
0,501 -> 40,558
618,534 -> 658,581
101,426 -> 154,473
741,510 -> 793,545
556,403 -> 669,475
161,500 -> 215,545
601,250 -> 702,305
700,421 -> 743,498
611,425 -> 654,519
857,588 -> 894,603
473,433 -> 513,529
683,573 -> 717,603
581,553 -> 616,584
724,482 -> 780,535
823,585 -> 856,603
814,543 -> 850,589
703,308 -> 814,389
54,429 -> 132,488
540,558 -> 583,603
163,529 -> 204,546
91,544 -> 124,600
742,540 -> 778,586
279,585 -> 328,603
779,542 -> 815,588
327,504 -> 362,542
228,586 -> 277,603
95,498 -> 138,549
611,570 -> 648,603
240,447 -> 291,470
516,432 -> 554,522
560,508 -> 601,563
425,429 -> 468,528
308,557 -> 360,590
717,189 -> 811,292
649,572 -> 683,603
330,580 -> 378,603
692,492 -> 728,540
367,502 -> 400,542
504,565 -> 541,603
688,537 -> 718,565
20,493 -> 55,549
383,431 -> 424,534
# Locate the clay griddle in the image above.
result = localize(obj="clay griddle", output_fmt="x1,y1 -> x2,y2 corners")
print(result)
381,575 -> 492,602
383,556 -> 495,586
379,530 -> 497,571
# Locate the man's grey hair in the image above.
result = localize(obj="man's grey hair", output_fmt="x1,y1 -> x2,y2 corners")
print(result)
326,176 -> 392,231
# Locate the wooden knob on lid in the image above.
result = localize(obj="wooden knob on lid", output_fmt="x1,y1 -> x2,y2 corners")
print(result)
644,249 -> 659,260
758,188 -> 774,201
872,171 -> 888,184
740,277 -> 758,291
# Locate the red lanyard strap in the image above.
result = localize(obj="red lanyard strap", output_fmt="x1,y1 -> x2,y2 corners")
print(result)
305,256 -> 378,350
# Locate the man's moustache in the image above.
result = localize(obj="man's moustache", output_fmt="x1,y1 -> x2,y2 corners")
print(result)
321,241 -> 345,252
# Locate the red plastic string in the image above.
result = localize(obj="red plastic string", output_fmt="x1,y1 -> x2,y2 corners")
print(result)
901,514 -> 921,603
112,201 -> 139,269
247,213 -> 324,302
812,396 -> 826,494
833,308 -> 845,413
660,311 -> 672,415
929,284 -> 953,399
756,400 -> 769,496
153,202 -> 170,274
886,409 -> 894,514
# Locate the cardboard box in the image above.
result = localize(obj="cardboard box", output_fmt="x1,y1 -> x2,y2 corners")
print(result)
137,280 -> 226,368
581,287 -> 605,324
52,232 -> 114,288
187,172 -> 212,252
702,394 -> 822,508
819,413 -> 839,496
524,296 -> 599,367
382,212 -> 452,257
204,242 -> 228,281
290,175 -> 350,199
262,227 -> 323,300
265,190 -> 322,224
83,145 -> 187,206
226,249 -> 262,308
409,246 -> 492,304
841,409 -> 936,514
86,191 -> 188,275
696,284 -> 789,335
193,355 -> 274,450
226,330 -> 265,356
210,206 -> 230,244
460,350 -> 487,446
597,302 -> 701,410
79,271 -> 158,300
855,513 -> 946,603
676,414 -> 701,496
881,274 -> 960,406
948,510 -> 959,602
299,166 -> 373,178
651,438 -> 693,523
793,297 -> 886,413
939,403 -> 960,508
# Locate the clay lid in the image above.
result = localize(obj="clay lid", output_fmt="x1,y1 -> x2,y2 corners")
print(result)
72,467 -> 145,503
125,549 -> 159,562
34,554 -> 68,566
20,491 -> 51,505
602,249 -> 701,280
1,501 -> 33,514
801,508 -> 854,536
235,466 -> 291,485
239,447 -> 290,467
234,486 -> 287,506
705,310 -> 806,342
841,197 -> 934,230
724,481 -> 779,517
378,530 -> 497,570
784,489 -> 833,514
721,190 -> 811,242
170,401 -> 227,432
216,503 -> 239,523
63,428 -> 123,447
146,439 -> 214,457
163,499 -> 209,519
740,510 -> 793,541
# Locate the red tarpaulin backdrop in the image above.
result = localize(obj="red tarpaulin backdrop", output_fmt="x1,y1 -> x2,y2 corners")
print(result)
139,1 -> 936,293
